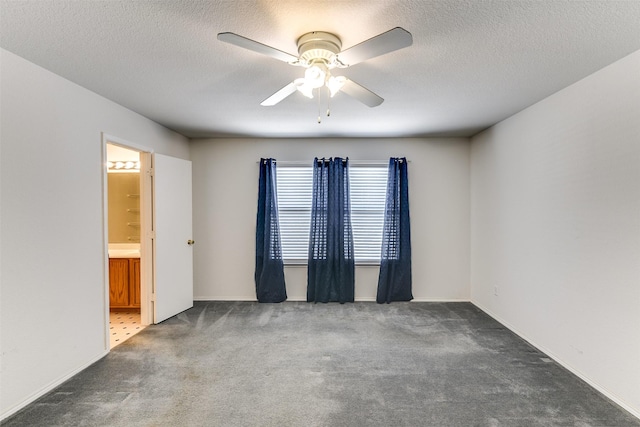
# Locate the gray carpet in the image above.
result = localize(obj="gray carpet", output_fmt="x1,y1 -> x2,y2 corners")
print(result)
4,302 -> 639,426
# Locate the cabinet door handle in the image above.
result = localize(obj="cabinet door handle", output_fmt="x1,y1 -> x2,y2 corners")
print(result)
187,240 -> 195,246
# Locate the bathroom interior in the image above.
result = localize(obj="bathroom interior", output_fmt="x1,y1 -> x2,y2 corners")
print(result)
106,144 -> 145,347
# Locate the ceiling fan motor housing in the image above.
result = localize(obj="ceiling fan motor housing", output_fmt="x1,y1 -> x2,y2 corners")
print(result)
297,31 -> 342,68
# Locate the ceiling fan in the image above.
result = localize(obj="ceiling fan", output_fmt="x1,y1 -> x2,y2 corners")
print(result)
217,27 -> 412,109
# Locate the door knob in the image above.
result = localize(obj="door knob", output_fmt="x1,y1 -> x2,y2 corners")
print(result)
187,240 -> 195,246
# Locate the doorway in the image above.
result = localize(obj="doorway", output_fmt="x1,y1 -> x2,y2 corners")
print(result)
102,134 -> 194,350
104,137 -> 153,348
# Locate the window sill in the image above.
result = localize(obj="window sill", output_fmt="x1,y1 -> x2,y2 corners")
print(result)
283,261 -> 381,267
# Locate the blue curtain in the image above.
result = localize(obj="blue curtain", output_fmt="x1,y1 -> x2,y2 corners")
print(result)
307,157 -> 355,303
255,158 -> 287,303
377,157 -> 413,303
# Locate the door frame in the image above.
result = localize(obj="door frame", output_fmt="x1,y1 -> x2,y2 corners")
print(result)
101,133 -> 154,350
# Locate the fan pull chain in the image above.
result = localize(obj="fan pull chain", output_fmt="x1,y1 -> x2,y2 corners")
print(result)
317,88 -> 322,123
313,87 -> 333,123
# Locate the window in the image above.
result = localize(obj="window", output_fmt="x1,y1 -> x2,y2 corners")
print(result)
349,166 -> 388,262
276,166 -> 313,262
276,163 -> 387,264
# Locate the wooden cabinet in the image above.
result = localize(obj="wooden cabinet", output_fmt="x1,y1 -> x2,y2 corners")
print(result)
130,258 -> 140,306
109,258 -> 141,310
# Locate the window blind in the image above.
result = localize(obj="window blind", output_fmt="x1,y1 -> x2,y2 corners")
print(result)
349,166 -> 388,262
276,163 -> 388,264
276,166 -> 313,262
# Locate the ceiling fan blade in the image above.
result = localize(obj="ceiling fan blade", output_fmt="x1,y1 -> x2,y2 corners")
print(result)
340,79 -> 384,107
337,27 -> 413,66
217,32 -> 299,63
261,81 -> 298,106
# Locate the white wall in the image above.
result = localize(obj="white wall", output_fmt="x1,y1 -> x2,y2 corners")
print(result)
0,49 -> 190,419
191,137 -> 470,301
470,50 -> 640,416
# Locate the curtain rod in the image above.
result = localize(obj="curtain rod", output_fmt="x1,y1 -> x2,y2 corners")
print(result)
257,159 -> 410,165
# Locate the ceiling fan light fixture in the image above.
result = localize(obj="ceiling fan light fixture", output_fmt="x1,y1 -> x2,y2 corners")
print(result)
294,78 -> 315,98
304,63 -> 327,88
327,75 -> 346,97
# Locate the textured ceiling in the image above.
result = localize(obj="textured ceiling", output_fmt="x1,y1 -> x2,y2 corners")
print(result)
2,1 -> 640,139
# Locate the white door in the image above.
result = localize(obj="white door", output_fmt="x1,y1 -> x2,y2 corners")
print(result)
153,153 -> 194,323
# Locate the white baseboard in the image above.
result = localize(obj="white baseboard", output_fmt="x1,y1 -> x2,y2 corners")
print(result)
194,297 -> 471,303
1,350 -> 109,422
472,300 -> 640,420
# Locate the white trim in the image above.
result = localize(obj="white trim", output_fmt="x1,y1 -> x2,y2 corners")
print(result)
101,133 -> 155,336
139,152 -> 154,326
193,297 -> 472,303
472,301 -> 640,420
100,137 -> 110,351
194,296 -> 258,301
283,261 -> 382,267
103,133 -> 155,154
0,351 -> 108,421
283,297 -> 382,302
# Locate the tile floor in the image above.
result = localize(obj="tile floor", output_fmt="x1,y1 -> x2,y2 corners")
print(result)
109,311 -> 145,348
